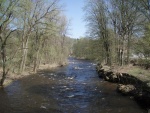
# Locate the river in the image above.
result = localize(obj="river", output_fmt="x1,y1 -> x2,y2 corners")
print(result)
0,57 -> 147,113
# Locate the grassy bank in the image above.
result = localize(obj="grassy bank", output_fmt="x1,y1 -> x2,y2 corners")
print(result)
113,65 -> 150,82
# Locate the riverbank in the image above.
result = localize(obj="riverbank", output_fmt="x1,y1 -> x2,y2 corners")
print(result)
1,63 -> 63,87
96,64 -> 150,110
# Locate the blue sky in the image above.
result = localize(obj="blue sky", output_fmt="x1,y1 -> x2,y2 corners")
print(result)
61,0 -> 86,39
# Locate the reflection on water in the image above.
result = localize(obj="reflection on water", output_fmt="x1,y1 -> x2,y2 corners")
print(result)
0,57 -> 147,113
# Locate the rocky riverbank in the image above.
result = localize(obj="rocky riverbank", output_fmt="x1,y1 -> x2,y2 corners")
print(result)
96,63 -> 150,109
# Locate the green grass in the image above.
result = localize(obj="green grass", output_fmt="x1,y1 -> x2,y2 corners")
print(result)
127,66 -> 150,81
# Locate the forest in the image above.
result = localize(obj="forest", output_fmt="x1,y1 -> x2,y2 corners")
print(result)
73,0 -> 150,68
0,0 -> 74,86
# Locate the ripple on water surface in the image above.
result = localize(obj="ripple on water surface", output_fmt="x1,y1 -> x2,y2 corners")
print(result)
0,57 -> 147,113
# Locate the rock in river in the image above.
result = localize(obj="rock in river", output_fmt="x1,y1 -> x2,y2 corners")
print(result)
117,84 -> 136,95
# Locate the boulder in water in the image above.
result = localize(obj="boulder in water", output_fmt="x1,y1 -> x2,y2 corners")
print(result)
117,84 -> 136,95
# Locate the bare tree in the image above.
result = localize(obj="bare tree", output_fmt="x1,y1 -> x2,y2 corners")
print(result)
110,0 -> 138,65
84,0 -> 112,65
0,0 -> 19,86
18,0 -> 60,73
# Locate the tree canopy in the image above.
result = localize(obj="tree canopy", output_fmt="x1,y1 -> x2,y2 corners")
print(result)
72,0 -> 150,67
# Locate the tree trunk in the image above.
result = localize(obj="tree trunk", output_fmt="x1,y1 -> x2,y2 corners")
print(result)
104,30 -> 111,66
0,44 -> 8,86
127,34 -> 131,65
120,38 -> 125,66
33,48 -> 40,73
19,37 -> 29,74
120,49 -> 124,66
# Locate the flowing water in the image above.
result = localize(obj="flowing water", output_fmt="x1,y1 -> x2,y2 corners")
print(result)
0,57 -> 147,113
